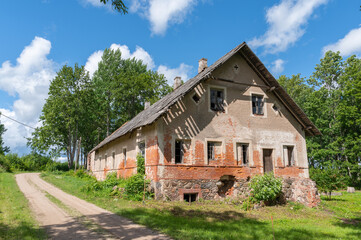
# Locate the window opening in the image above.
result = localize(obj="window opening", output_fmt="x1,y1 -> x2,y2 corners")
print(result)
123,149 -> 127,167
105,154 -> 107,168
138,141 -> 145,158
112,152 -> 115,169
284,146 -> 295,166
210,89 -> 224,111
192,94 -> 200,103
252,95 -> 264,115
236,143 -> 249,165
175,140 -> 183,164
207,142 -> 215,161
184,193 -> 198,202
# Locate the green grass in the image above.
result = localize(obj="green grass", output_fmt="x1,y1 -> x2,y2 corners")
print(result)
0,172 -> 46,240
41,172 -> 361,240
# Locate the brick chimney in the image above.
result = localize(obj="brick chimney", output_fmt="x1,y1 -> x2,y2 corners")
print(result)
173,76 -> 182,90
198,58 -> 208,73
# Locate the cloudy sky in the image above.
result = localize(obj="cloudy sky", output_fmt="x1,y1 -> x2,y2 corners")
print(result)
0,0 -> 360,154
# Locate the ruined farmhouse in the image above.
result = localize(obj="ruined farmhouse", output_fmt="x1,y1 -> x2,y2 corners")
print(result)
88,42 -> 321,207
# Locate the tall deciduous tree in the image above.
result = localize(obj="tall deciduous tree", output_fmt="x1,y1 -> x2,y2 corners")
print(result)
93,48 -> 171,139
0,118 -> 10,155
30,64 -> 95,168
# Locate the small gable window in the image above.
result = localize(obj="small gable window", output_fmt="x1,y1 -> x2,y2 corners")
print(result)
252,94 -> 264,115
192,94 -> 200,103
210,89 -> 224,111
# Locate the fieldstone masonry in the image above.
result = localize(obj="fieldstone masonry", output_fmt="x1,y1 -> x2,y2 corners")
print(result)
153,177 -> 320,207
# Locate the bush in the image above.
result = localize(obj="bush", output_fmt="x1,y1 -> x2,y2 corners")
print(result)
249,172 -> 283,204
124,174 -> 150,201
45,161 -> 69,172
136,154 -> 145,175
0,154 -> 11,172
310,166 -> 345,199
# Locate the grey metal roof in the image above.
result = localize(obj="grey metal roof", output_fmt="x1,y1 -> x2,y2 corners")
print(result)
91,42 -> 320,152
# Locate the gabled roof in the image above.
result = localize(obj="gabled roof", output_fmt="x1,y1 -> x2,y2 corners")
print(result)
91,42 -> 320,152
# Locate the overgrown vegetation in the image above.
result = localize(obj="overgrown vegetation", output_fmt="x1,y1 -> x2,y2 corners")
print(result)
0,172 -> 46,239
50,155 -> 152,201
41,171 -> 361,240
248,173 -> 283,205
0,152 -> 67,173
310,166 -> 345,199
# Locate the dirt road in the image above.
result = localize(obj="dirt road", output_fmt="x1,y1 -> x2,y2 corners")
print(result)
16,173 -> 170,240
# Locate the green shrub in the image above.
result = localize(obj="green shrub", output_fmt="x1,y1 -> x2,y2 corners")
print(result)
45,161 -> 69,172
0,154 -> 11,172
249,172 -> 283,204
310,166 -> 345,199
124,174 -> 151,201
136,154 -> 145,175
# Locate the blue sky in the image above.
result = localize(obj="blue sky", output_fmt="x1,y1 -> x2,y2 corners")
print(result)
0,0 -> 360,155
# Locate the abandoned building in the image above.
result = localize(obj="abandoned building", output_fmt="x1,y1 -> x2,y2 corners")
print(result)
88,42 -> 321,207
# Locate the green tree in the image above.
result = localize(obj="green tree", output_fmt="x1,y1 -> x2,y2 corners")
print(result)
93,48 -> 171,139
0,118 -> 9,155
310,166 -> 345,199
30,64 -> 95,169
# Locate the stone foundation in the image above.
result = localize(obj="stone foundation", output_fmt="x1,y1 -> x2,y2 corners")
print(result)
153,177 -> 320,207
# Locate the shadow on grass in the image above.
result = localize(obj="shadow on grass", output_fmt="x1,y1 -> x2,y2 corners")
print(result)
321,198 -> 347,202
0,222 -> 46,240
115,207 -> 343,240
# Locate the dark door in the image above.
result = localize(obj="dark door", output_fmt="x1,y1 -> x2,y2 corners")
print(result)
263,149 -> 273,173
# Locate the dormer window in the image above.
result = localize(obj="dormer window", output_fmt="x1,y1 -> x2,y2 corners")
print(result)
210,89 -> 224,111
252,94 -> 264,115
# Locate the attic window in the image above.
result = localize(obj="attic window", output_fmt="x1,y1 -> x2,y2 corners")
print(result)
252,94 -> 264,115
234,64 -> 239,70
210,89 -> 224,111
192,94 -> 200,103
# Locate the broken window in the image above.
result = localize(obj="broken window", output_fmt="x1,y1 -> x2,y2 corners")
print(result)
283,146 -> 295,166
210,89 -> 224,111
184,193 -> 198,202
175,140 -> 183,164
252,94 -> 264,115
236,143 -> 249,165
123,148 -> 127,167
138,141 -> 145,158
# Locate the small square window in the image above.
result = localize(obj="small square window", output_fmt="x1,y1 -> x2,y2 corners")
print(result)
192,94 -> 200,103
210,89 -> 224,111
252,95 -> 264,115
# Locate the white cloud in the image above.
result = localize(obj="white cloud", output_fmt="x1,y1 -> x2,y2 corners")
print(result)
271,59 -> 285,74
323,26 -> 361,56
85,42 -> 193,86
250,0 -> 327,54
157,63 -> 193,85
0,37 -> 56,153
129,0 -> 196,35
85,44 -> 156,77
82,0 -> 104,7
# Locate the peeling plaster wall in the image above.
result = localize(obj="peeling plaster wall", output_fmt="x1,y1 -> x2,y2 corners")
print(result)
156,54 -> 312,200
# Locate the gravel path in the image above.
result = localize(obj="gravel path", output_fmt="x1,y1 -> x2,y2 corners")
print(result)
16,173 -> 170,240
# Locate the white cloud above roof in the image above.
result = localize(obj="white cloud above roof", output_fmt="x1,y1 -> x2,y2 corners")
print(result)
250,0 -> 328,54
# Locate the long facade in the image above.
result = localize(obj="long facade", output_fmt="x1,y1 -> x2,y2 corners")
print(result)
88,43 -> 320,207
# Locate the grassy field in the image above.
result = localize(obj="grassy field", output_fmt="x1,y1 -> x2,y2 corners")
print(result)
41,172 -> 361,240
0,172 -> 46,240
